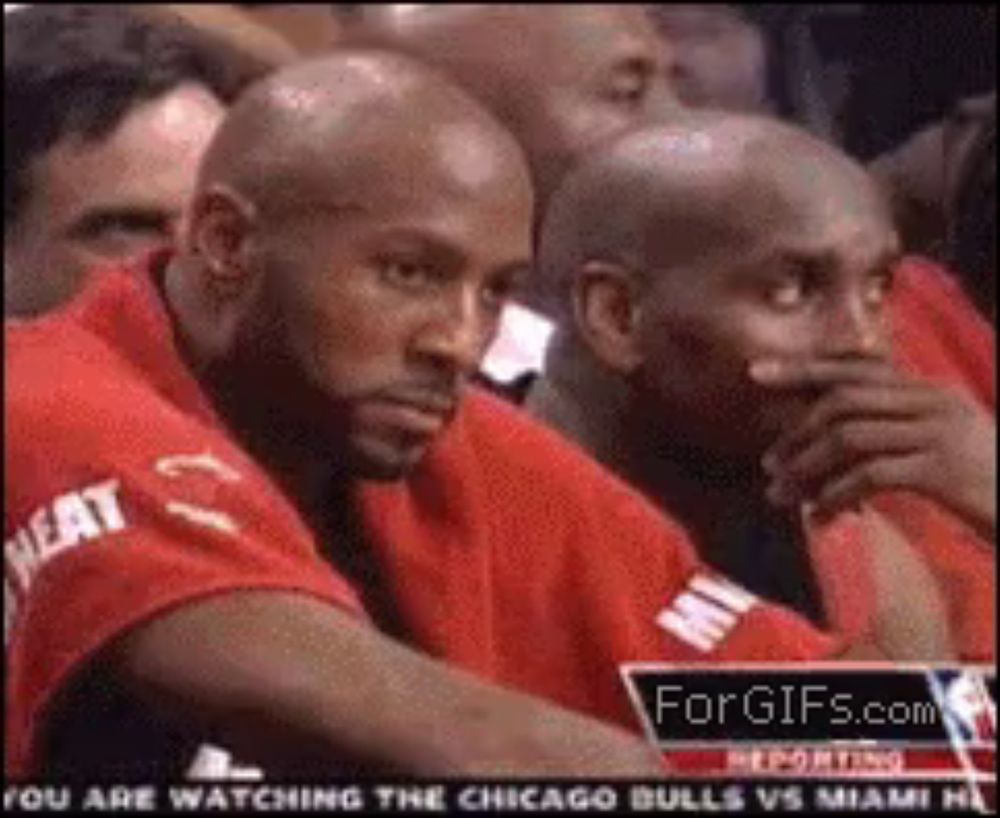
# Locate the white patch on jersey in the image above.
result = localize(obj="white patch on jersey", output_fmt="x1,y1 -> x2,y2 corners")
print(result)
656,573 -> 759,653
154,452 -> 242,483
689,573 -> 757,613
153,452 -> 242,537
164,501 -> 239,536
5,478 -> 127,645
186,743 -> 264,781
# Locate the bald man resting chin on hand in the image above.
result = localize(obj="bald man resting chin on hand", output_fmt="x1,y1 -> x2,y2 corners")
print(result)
8,53 -> 859,781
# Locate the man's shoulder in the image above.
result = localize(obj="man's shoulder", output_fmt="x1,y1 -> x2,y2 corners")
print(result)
10,295 -> 144,378
459,387 -> 614,479
7,254 -> 188,434
7,313 -> 132,423
455,388 -> 695,543
6,309 -> 208,476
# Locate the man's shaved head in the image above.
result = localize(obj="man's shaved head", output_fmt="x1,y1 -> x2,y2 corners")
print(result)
538,111 -> 899,461
170,51 -> 534,480
342,4 -> 679,293
541,111 -> 894,309
193,49 -> 525,226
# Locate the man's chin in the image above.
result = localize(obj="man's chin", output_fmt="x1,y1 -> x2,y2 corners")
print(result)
348,438 -> 429,482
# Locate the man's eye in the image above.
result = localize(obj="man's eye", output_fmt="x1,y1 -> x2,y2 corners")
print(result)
380,259 -> 436,290
606,68 -> 651,105
766,276 -> 808,309
863,272 -> 893,308
73,212 -> 171,246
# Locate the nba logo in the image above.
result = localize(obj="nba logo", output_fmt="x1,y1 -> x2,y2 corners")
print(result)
928,668 -> 996,815
937,670 -> 997,744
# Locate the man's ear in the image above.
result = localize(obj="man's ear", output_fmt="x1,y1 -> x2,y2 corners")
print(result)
573,260 -> 644,373
185,184 -> 258,301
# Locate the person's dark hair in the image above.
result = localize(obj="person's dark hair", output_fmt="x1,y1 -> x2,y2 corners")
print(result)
4,4 -> 271,229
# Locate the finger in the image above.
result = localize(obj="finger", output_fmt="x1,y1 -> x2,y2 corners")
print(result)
808,452 -> 934,523
749,356 -> 913,390
765,420 -> 929,505
765,383 -> 946,467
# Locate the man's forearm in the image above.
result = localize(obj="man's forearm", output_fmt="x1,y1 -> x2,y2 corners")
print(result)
110,590 -> 665,777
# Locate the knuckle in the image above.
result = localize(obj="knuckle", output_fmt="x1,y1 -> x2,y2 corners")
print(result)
819,391 -> 851,425
853,467 -> 877,493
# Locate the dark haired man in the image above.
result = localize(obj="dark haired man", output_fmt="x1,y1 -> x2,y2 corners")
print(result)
4,3 -> 271,317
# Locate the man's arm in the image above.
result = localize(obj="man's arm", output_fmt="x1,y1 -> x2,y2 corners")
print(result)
861,508 -> 955,661
100,590 -> 666,777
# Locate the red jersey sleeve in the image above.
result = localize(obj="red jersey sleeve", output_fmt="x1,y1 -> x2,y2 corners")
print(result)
547,429 -> 842,730
578,462 -> 842,664
873,492 -> 995,661
4,326 -> 364,777
890,256 -> 995,410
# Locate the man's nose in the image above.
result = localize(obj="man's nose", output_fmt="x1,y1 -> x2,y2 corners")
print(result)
411,287 -> 492,376
822,294 -> 887,358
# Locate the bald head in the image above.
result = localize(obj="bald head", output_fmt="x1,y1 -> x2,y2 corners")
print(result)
194,49 -> 525,224
541,111 -> 896,310
343,5 -> 679,216
538,111 -> 900,462
170,50 -> 535,480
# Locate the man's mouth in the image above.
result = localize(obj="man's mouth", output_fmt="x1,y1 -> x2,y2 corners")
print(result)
362,389 -> 460,437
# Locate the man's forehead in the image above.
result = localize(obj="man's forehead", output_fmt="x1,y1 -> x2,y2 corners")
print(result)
526,5 -> 660,62
41,142 -> 164,202
281,117 -> 529,208
652,4 -> 746,29
724,210 -> 900,275
384,5 -> 657,62
270,128 -> 533,247
635,170 -> 894,278
44,87 -> 223,183
30,91 -> 222,228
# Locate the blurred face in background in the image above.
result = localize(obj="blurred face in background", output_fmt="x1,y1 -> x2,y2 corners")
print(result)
647,4 -> 770,114
358,5 -> 683,210
350,5 -> 684,313
5,84 -> 224,316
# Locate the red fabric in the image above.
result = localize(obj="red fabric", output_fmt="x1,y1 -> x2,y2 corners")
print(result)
4,266 -> 365,777
883,256 -> 996,660
5,258 -> 837,776
872,493 -> 995,661
808,516 -> 877,648
890,256 -> 995,410
359,389 -> 839,729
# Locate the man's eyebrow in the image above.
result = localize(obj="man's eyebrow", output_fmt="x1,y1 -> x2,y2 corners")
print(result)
365,227 -> 491,271
607,40 -> 662,78
612,54 -> 655,72
774,246 -> 904,278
